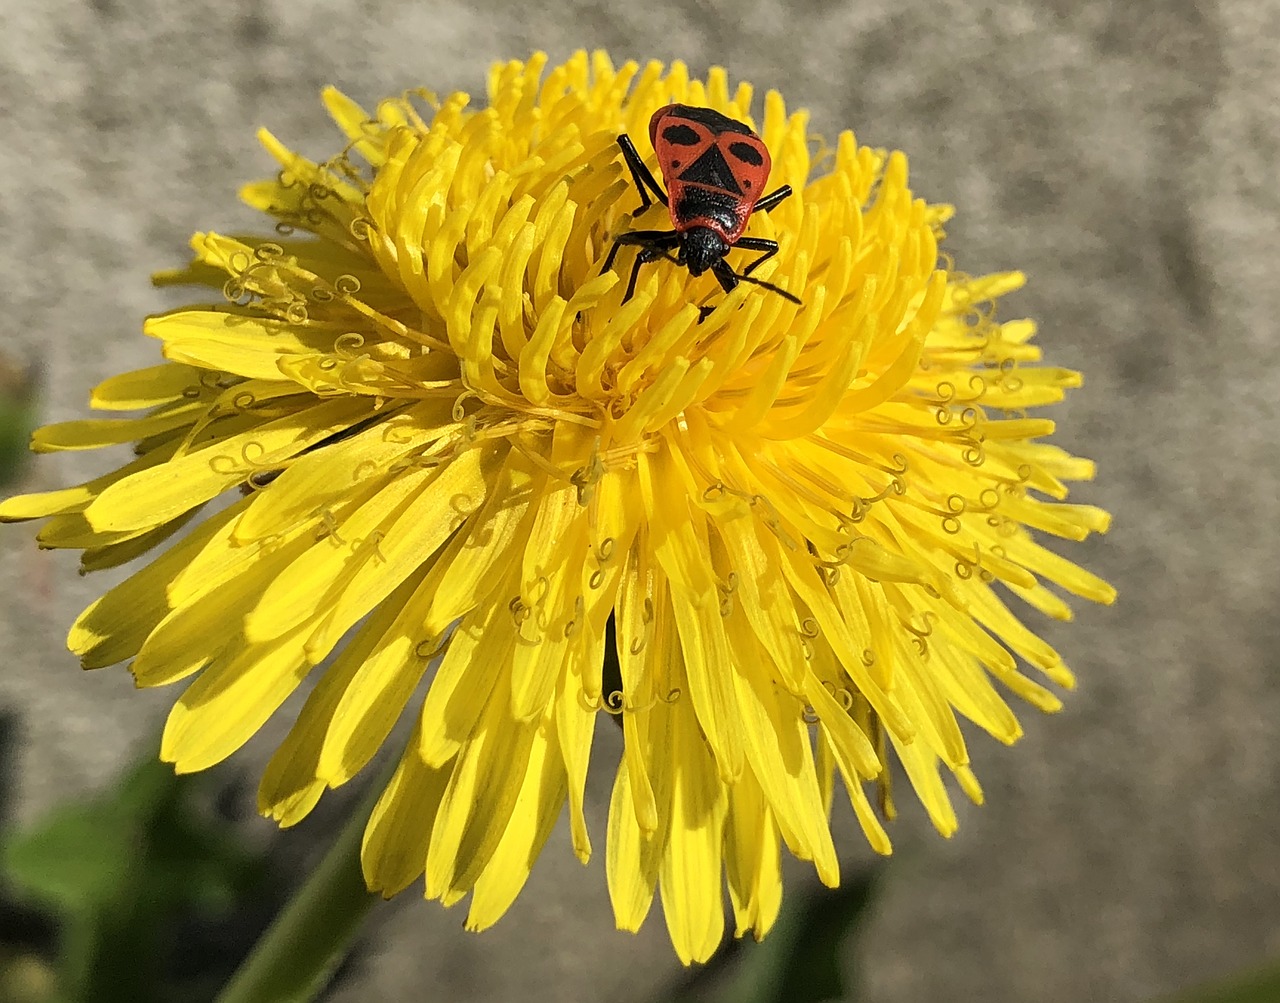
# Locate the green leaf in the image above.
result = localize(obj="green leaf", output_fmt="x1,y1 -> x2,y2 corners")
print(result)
1161,960 -> 1280,1003
2,757 -> 168,916
0,750 -> 267,1003
0,357 -> 38,488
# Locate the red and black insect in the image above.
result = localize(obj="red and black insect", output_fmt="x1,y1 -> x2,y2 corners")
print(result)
602,103 -> 801,316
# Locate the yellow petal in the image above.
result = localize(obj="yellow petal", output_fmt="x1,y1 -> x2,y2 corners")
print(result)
31,403 -> 204,452
145,309 -> 351,382
418,587 -> 517,768
658,678 -> 728,965
245,444 -> 495,657
510,481 -> 587,718
605,758 -> 663,932
131,520 -> 315,688
84,397 -> 372,533
230,400 -> 452,544
714,515 -> 808,692
723,770 -> 783,940
315,564 -> 444,787
667,590 -> 746,785
239,465 -> 432,636
424,673 -> 539,901
362,737 -> 454,897
89,362 -> 206,411
69,502 -> 242,669
78,510 -> 201,574
555,656 -> 597,863
0,436 -> 182,523
615,536 -> 661,834
419,449 -> 538,635
321,87 -> 390,167
160,627 -> 311,773
302,452 -> 486,659
259,568 -> 430,824
776,534 -> 914,741
465,717 -> 567,931
728,619 -> 838,885
891,730 -> 959,837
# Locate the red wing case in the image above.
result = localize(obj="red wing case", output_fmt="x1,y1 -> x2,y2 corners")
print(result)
649,104 -> 772,241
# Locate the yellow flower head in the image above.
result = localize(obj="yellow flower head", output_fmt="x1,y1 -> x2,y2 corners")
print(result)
0,52 -> 1114,962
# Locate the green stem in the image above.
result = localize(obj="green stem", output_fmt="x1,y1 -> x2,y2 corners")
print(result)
216,780 -> 384,1003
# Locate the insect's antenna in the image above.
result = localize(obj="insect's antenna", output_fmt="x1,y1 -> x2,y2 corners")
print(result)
732,270 -> 803,305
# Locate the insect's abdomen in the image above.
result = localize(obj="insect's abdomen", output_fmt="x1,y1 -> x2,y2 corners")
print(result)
669,183 -> 753,241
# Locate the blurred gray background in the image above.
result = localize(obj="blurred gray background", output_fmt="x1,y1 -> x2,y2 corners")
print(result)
1,1 -> 1277,1001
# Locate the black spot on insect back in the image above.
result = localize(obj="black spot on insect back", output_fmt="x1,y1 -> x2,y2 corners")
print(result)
662,124 -> 700,146
729,141 -> 764,166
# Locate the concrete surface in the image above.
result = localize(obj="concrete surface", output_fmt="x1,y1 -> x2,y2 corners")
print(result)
1,1 -> 1277,1001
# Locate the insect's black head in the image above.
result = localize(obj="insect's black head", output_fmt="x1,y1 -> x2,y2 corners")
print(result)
681,227 -> 729,277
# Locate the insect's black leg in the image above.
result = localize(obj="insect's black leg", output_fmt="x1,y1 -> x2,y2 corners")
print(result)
602,238 -> 625,274
752,184 -> 793,215
733,236 -> 780,277
697,259 -> 741,324
602,229 -> 679,275
623,253 -> 649,303
711,259 -> 739,295
617,134 -> 669,211
624,244 -> 683,303
603,230 -> 681,303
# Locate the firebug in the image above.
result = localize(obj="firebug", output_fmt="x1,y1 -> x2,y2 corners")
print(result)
602,104 -> 801,317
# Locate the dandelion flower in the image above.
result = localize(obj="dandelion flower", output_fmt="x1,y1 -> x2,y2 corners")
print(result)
0,51 -> 1114,962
